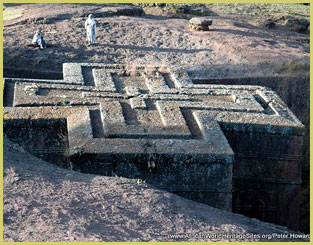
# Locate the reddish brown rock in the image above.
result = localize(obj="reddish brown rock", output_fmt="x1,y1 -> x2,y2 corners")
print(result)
3,137 -> 309,242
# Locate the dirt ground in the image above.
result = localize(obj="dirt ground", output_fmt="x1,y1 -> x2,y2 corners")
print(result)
3,3 -> 309,78
3,136 -> 309,242
3,3 -> 310,241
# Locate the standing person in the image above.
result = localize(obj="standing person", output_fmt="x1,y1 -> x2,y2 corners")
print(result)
85,14 -> 96,45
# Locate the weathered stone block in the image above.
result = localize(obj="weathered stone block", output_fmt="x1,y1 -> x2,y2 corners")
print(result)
3,63 -> 304,228
189,17 -> 213,31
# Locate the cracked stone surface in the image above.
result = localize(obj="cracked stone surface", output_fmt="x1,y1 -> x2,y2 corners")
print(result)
3,63 -> 304,230
3,136 -> 309,242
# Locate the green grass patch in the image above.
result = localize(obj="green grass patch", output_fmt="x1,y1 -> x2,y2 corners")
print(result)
3,7 -> 23,21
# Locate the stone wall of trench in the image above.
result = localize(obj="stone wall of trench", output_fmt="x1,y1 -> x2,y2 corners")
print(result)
193,75 -> 310,233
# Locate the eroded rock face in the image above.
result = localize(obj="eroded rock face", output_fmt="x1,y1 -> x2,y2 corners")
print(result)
262,19 -> 276,29
284,18 -> 310,33
3,137 -> 309,242
3,63 -> 304,230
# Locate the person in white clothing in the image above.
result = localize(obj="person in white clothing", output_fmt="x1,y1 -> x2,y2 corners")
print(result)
85,14 -> 96,45
32,30 -> 46,49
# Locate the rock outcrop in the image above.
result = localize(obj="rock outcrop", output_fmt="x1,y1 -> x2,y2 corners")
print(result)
3,137 -> 308,242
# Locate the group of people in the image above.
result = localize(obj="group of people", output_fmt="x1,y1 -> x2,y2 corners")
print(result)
32,14 -> 97,49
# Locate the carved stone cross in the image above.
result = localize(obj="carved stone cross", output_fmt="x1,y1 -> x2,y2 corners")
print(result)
3,63 -> 304,228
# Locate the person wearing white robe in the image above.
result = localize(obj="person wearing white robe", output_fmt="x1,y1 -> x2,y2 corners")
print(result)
32,30 -> 46,49
85,14 -> 96,45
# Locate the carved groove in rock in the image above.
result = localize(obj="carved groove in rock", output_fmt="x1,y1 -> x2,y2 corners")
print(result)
3,63 -> 304,230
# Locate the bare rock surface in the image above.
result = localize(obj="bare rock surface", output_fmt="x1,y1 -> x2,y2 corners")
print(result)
3,3 -> 309,77
3,3 -> 310,239
189,17 -> 213,31
3,136 -> 308,242
284,18 -> 310,33
3,3 -> 143,26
